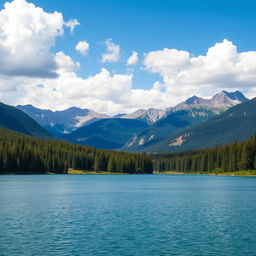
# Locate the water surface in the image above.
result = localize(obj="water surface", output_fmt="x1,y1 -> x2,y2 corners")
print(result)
0,174 -> 256,256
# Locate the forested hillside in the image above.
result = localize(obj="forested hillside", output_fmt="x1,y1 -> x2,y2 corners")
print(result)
0,128 -> 153,174
153,136 -> 256,173
0,102 -> 52,139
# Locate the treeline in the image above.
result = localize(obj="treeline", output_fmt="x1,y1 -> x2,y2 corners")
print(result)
0,128 -> 153,174
153,136 -> 256,173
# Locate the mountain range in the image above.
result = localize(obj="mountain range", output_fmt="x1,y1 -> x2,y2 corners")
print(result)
2,90 -> 253,152
165,90 -> 248,113
123,90 -> 249,152
16,105 -> 109,135
15,90 -> 248,150
17,90 -> 246,135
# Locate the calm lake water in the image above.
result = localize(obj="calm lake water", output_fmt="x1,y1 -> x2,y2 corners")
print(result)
0,174 -> 256,256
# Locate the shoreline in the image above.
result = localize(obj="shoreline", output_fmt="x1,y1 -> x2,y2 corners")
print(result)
156,170 -> 256,176
1,170 -> 256,176
67,169 -> 130,175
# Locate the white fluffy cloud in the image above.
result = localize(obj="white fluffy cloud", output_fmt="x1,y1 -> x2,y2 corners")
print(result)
144,39 -> 256,90
2,37 -> 256,114
144,48 -> 190,77
75,40 -> 89,56
127,51 -> 138,65
0,0 -> 68,78
65,19 -> 80,33
0,49 -> 164,114
0,1 -> 256,114
55,51 -> 80,73
0,0 -> 81,79
1,67 -> 136,114
101,39 -> 120,63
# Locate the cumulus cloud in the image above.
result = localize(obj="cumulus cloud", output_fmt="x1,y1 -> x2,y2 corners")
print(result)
144,39 -> 256,89
75,40 -> 89,56
127,51 -> 138,65
55,51 -> 80,73
0,0 -> 80,78
65,19 -> 80,33
0,47 -> 166,114
2,38 -> 256,114
0,67 -> 135,114
0,2 -> 255,114
144,48 -> 190,77
101,39 -> 120,63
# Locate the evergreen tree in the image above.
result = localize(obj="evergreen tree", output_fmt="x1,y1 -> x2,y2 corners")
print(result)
0,128 -> 153,174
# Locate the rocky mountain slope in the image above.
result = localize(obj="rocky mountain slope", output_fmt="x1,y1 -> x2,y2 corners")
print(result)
126,97 -> 256,153
166,90 -> 248,113
122,90 -> 248,152
122,106 -> 225,152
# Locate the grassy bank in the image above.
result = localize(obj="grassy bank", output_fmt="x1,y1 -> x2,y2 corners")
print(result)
67,168 -> 128,175
212,170 -> 256,176
153,171 -> 186,174
157,170 -> 256,176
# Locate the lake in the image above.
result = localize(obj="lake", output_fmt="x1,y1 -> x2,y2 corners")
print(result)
0,174 -> 256,256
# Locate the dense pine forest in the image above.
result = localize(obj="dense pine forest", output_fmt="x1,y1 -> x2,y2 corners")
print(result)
153,136 -> 256,173
0,128 -> 153,174
1,127 -> 256,174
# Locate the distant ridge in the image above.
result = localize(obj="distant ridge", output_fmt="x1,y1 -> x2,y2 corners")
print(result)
166,90 -> 248,113
17,105 -> 109,135
17,90 -> 248,137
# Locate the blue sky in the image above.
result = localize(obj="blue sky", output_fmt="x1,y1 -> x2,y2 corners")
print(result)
1,0 -> 256,113
31,0 -> 256,89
